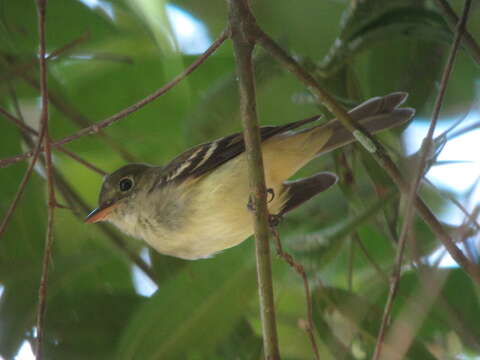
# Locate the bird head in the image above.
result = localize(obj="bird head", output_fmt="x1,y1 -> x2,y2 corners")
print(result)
85,163 -> 154,224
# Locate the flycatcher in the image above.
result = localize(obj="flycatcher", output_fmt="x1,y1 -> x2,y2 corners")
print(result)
85,92 -> 414,259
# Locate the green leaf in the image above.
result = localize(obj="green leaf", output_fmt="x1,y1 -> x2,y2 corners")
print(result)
394,269 -> 480,352
116,246 -> 257,359
149,249 -> 187,284
319,6 -> 451,77
347,7 -> 450,44
313,285 -> 437,359
0,276 -> 38,358
215,318 -> 263,360
290,189 -> 396,265
43,292 -> 143,360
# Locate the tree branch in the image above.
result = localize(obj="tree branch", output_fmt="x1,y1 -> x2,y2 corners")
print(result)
255,23 -> 480,286
0,107 -> 106,176
34,0 -> 55,358
0,130 -> 46,238
0,30 -> 228,169
17,72 -> 139,163
271,227 -> 320,360
0,32 -> 90,83
434,0 -> 480,65
227,1 -> 280,359
373,3 -> 472,358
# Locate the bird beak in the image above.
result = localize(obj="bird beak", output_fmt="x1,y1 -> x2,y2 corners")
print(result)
84,202 -> 118,224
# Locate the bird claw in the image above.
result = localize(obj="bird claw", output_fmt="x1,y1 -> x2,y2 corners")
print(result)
266,188 -> 275,203
247,188 -> 275,212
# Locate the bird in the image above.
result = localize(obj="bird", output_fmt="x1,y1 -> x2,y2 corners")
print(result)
85,92 -> 414,260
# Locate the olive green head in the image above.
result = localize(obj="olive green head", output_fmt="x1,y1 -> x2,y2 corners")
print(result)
85,163 -> 155,223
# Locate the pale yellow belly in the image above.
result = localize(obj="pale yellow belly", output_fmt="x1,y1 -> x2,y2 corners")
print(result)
142,152 -> 289,259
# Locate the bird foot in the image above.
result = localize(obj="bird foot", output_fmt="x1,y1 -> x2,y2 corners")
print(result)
266,188 -> 275,203
268,213 -> 283,227
247,188 -> 275,212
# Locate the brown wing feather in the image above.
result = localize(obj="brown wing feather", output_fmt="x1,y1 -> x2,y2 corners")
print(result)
158,115 -> 322,185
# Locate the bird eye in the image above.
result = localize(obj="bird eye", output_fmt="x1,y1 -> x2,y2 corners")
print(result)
119,178 -> 133,192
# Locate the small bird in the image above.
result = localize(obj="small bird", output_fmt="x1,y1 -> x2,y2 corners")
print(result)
85,92 -> 414,260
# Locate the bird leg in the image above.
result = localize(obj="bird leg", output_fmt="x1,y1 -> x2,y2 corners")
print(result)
246,188 -> 283,227
247,187 -> 276,212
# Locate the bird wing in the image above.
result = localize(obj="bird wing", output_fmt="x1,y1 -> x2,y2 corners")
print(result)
155,115 -> 322,186
153,92 -> 414,190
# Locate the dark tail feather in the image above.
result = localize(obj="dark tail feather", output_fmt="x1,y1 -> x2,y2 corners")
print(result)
280,172 -> 338,215
317,92 -> 415,155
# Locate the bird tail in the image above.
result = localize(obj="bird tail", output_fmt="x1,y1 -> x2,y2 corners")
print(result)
312,92 -> 415,155
261,92 -> 414,190
272,93 -> 414,216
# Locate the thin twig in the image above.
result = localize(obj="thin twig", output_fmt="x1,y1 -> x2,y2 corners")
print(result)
18,71 -> 139,163
0,107 -> 38,135
434,0 -> 480,65
425,178 -> 480,231
227,1 -> 280,358
36,204 -> 55,360
0,99 -> 103,239
352,232 -> 389,283
381,268 -> 447,360
34,0 -> 56,358
372,2 -> 471,359
0,34 -> 138,164
447,121 -> 480,141
255,16 -> 480,285
1,32 -> 134,164
0,29 -> 229,169
0,107 -> 106,176
0,72 -> 47,240
0,131 -> 47,238
54,147 -> 107,176
0,32 -> 90,83
371,226 -> 410,360
271,226 -> 320,360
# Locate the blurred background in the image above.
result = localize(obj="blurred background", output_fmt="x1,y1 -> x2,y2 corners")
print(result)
0,0 -> 479,359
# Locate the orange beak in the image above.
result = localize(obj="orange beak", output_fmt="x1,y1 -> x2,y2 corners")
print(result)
84,202 -> 118,224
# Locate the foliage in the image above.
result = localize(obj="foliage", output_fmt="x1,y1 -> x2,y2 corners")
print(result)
0,0 -> 479,359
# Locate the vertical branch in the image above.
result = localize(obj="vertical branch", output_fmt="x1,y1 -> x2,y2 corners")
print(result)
434,0 -> 480,65
0,32 -> 90,83
0,107 -> 106,176
227,1 -> 280,359
0,128 -> 46,237
372,2 -> 472,359
5,86 -> 156,283
34,0 -> 56,358
256,21 -> 480,286
270,228 -> 320,360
